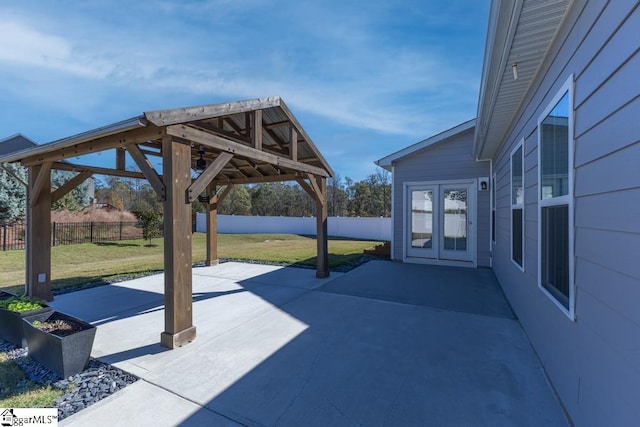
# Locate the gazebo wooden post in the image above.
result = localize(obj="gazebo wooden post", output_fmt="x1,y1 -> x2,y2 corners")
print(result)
315,175 -> 329,278
25,163 -> 53,301
160,136 -> 196,349
205,182 -> 218,266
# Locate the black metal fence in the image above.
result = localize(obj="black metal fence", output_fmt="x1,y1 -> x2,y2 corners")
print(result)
0,222 -> 144,251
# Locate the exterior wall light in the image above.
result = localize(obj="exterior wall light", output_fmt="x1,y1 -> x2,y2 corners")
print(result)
195,146 -> 207,174
479,177 -> 489,191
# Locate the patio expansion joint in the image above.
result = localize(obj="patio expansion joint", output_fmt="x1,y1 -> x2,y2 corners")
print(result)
137,378 -> 249,426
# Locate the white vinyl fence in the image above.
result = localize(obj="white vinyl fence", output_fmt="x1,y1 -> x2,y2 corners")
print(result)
196,214 -> 391,241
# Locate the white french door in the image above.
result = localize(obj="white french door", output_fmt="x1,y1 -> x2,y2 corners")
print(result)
406,181 -> 476,265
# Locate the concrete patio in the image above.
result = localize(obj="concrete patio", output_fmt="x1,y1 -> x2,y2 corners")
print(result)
54,260 -> 568,426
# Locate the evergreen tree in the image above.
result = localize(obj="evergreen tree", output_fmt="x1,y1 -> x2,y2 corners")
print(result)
0,164 -> 27,223
220,185 -> 252,215
51,171 -> 90,211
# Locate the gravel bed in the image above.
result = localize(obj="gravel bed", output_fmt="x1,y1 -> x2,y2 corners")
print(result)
0,341 -> 138,421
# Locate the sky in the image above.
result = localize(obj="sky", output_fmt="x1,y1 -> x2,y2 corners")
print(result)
0,0 -> 490,182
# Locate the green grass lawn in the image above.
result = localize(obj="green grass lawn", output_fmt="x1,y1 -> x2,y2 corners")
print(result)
0,352 -> 63,408
0,233 -> 381,294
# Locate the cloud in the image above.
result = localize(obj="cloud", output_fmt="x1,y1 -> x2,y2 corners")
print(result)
0,1 -> 485,142
0,20 -> 112,78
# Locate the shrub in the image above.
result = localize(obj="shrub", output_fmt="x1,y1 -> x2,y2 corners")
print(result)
139,210 -> 162,246
0,297 -> 46,313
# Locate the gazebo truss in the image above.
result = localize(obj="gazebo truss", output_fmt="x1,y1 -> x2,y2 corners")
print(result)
0,97 -> 334,348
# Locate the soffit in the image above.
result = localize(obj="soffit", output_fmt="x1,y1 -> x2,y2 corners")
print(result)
474,0 -> 571,160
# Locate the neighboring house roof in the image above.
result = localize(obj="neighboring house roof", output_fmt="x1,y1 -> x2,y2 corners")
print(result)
0,133 -> 38,156
473,0 -> 572,160
375,119 -> 475,171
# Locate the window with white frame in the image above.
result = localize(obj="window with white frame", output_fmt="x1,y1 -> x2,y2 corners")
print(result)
511,141 -> 524,269
538,75 -> 574,318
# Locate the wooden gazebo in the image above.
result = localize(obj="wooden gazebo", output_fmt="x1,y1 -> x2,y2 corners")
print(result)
0,97 -> 333,348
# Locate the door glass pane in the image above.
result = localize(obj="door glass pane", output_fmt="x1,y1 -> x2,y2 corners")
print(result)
443,189 -> 467,251
411,190 -> 433,248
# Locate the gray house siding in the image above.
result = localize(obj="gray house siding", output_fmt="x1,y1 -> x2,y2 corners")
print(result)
391,128 -> 491,266
490,1 -> 640,425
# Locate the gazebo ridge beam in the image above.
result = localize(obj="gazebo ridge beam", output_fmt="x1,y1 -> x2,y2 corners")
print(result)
144,97 -> 281,126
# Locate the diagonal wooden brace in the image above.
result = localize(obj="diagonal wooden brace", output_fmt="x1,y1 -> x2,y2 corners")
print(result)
127,143 -> 166,200
51,170 -> 93,203
29,162 -> 52,207
187,152 -> 233,202
214,184 -> 234,205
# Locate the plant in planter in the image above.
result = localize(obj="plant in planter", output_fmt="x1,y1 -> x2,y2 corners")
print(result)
0,290 -> 52,347
23,311 -> 97,379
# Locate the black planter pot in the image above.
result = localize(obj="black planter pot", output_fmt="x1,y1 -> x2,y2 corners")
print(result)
0,290 -> 52,348
23,311 -> 97,378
